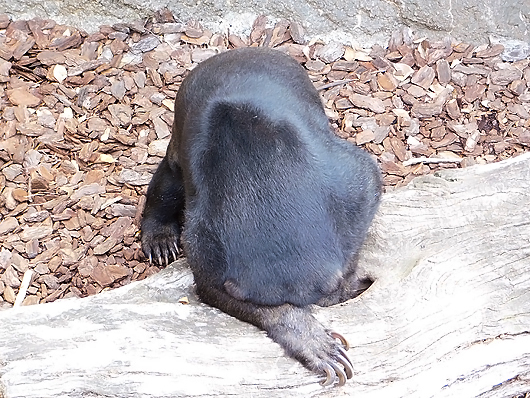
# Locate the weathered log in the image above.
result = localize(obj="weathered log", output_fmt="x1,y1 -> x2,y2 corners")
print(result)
1,153 -> 529,398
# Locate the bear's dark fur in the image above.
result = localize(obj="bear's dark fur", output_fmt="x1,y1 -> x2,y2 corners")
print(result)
141,47 -> 381,386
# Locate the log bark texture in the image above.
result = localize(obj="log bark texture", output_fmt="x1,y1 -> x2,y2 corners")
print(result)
1,153 -> 529,398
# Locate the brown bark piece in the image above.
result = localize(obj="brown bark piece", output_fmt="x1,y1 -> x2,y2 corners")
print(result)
6,88 -> 41,107
490,68 -> 523,85
349,93 -> 386,113
411,65 -> 435,89
435,59 -> 451,85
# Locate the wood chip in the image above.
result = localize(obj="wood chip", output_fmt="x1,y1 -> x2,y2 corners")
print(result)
490,68 -> 523,85
6,88 -> 42,107
316,41 -> 345,63
411,65 -> 435,89
349,93 -> 386,113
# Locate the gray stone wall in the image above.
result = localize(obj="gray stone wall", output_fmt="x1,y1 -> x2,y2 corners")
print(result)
0,0 -> 529,54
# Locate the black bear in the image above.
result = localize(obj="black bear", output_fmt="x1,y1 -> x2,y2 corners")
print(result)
141,47 -> 381,386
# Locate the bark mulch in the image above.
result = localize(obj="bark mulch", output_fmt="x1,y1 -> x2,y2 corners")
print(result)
0,11 -> 529,308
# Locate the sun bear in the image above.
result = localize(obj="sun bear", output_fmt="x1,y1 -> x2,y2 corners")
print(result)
141,47 -> 381,386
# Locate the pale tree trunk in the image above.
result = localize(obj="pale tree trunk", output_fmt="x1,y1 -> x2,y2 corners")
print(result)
1,153 -> 529,398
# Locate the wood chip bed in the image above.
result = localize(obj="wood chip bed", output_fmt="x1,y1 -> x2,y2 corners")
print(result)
0,11 -> 529,308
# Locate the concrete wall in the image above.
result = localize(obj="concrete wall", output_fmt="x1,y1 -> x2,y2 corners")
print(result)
0,0 -> 529,54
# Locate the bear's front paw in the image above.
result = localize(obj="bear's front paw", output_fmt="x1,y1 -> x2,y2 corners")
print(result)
141,218 -> 181,266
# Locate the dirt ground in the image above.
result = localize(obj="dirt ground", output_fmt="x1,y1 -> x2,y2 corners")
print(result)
0,11 -> 529,308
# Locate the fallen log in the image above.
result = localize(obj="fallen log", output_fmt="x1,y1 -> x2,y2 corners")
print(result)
1,153 -> 529,398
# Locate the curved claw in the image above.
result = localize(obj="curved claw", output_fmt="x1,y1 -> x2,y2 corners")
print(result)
338,346 -> 353,367
337,354 -> 353,379
148,253 -> 153,264
320,363 -> 335,387
174,241 -> 181,260
330,362 -> 347,386
152,245 -> 162,266
330,331 -> 350,350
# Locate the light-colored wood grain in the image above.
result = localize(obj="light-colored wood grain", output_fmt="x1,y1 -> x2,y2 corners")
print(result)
1,153 -> 529,398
